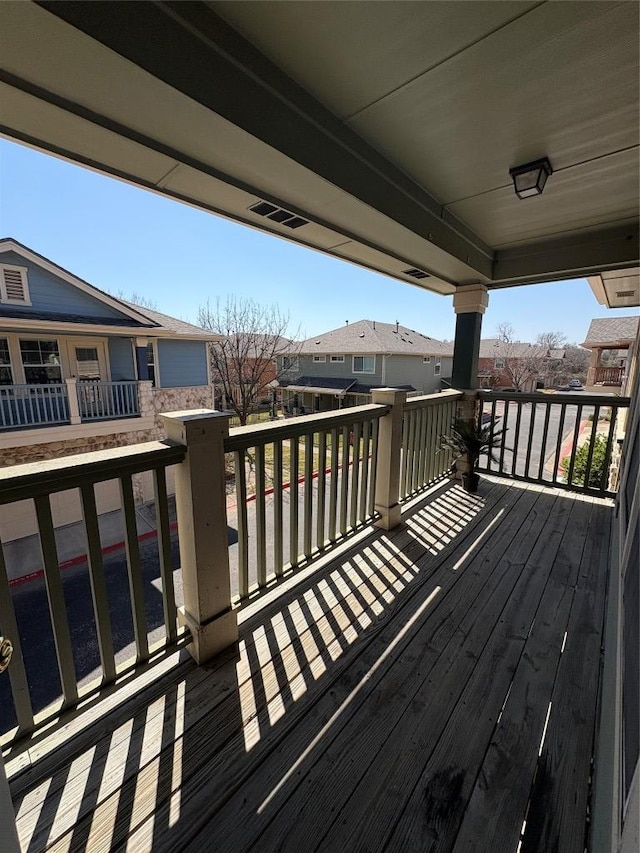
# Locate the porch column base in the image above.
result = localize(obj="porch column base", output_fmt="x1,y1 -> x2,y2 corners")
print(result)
374,503 -> 402,531
178,605 -> 238,665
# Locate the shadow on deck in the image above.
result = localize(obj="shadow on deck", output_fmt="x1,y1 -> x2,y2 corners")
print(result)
7,476 -> 612,852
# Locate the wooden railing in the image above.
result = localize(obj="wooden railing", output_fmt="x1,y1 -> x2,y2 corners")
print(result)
400,390 -> 462,500
0,384 -> 69,430
225,404 -> 387,600
0,441 -> 186,744
77,380 -> 140,421
594,365 -> 624,385
478,391 -> 631,496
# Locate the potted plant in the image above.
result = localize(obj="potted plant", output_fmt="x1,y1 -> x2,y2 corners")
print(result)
441,416 -> 509,493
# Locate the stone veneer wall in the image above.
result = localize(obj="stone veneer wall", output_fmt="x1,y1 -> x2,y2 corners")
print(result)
0,383 -> 214,468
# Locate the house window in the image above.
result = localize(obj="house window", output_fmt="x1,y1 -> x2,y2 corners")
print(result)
0,338 -> 13,385
0,265 -> 31,305
330,355 -> 345,363
146,342 -> 156,387
352,355 -> 375,374
434,358 -> 441,376
423,356 -> 431,363
495,358 -> 505,369
283,356 -> 299,371
313,355 -> 326,363
20,339 -> 62,384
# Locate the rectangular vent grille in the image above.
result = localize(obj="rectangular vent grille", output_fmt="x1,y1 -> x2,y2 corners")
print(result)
3,269 -> 26,301
249,201 -> 309,229
616,290 -> 635,297
403,268 -> 430,279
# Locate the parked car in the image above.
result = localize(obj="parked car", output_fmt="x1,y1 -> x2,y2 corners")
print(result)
568,379 -> 583,390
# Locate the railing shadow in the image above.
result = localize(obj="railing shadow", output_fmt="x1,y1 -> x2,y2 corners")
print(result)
9,479 -> 507,852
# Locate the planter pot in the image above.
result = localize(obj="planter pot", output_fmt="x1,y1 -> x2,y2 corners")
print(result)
461,471 -> 480,493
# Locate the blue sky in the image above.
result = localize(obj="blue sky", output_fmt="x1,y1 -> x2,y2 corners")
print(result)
0,138 -> 633,344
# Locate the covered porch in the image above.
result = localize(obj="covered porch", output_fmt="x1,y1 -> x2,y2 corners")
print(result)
5,476 -> 609,852
0,3 -> 638,851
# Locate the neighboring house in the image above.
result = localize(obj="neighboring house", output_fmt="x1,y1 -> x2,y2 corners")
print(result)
210,333 -> 295,419
274,320 -> 453,412
477,338 -> 564,392
0,238 -> 221,546
581,316 -> 640,392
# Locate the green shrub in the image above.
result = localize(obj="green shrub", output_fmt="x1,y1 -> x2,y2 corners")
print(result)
561,434 -> 609,488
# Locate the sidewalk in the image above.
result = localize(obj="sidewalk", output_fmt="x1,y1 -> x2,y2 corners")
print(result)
5,497 -> 177,586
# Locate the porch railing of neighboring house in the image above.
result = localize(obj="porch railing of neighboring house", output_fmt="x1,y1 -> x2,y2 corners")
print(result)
594,365 -> 624,385
400,391 -> 462,501
0,384 -> 69,430
76,380 -> 140,421
0,441 -> 187,744
478,390 -> 631,496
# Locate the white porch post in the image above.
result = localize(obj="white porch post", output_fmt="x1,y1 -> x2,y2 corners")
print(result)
160,409 -> 238,664
65,378 -> 81,424
372,388 -> 406,530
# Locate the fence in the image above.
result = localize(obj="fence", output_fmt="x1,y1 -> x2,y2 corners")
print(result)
0,384 -> 69,430
400,391 -> 462,500
76,380 -> 140,421
478,391 -> 631,496
0,441 -> 186,743
225,404 -> 386,600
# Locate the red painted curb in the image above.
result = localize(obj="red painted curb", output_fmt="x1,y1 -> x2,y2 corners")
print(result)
9,521 -> 179,589
9,453 -> 370,589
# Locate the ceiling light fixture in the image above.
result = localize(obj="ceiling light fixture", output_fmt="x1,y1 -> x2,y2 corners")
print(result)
509,157 -> 553,199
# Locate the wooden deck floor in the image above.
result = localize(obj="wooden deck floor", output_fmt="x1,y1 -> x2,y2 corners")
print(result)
7,476 -> 612,853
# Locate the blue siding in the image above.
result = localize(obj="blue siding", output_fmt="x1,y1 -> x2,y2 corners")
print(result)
108,338 -> 136,380
0,251 -> 134,321
157,339 -> 208,387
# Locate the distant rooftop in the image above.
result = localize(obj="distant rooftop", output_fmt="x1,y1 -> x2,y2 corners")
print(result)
582,316 -> 640,347
296,320 -> 453,356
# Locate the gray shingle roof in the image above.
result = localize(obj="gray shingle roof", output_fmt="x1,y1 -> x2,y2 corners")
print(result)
120,301 -> 217,339
582,316 -> 639,346
479,338 -> 547,359
297,320 -> 453,356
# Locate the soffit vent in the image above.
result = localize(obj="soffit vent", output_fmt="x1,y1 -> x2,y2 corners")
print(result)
616,290 -> 635,297
249,201 -> 309,229
403,268 -> 430,279
2,268 -> 26,301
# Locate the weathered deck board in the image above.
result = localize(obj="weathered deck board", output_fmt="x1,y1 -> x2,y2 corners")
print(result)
6,478 -> 611,853
452,495 -> 598,852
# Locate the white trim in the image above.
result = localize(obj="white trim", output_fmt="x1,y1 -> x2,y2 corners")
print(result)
330,355 -> 345,363
0,240 -> 151,323
0,416 -> 155,449
148,338 -> 161,388
313,355 -> 326,363
0,316 -> 215,341
434,358 -> 442,376
66,337 -> 110,381
352,354 -> 375,374
0,264 -> 31,306
423,356 -> 431,363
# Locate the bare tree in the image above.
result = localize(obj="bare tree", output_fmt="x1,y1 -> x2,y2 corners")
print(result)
198,297 -> 300,425
113,290 -> 158,310
535,331 -> 567,387
495,322 -> 545,391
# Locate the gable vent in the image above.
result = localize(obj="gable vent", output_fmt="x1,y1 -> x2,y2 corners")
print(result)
403,268 -> 430,279
2,268 -> 27,302
616,290 -> 635,297
249,201 -> 309,229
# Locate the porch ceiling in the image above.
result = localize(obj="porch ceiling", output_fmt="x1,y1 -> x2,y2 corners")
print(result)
0,1 -> 638,291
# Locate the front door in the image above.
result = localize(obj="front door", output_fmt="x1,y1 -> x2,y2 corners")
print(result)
72,342 -> 107,381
